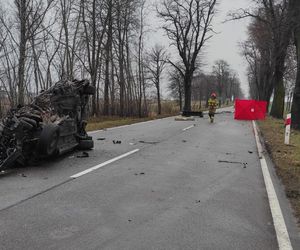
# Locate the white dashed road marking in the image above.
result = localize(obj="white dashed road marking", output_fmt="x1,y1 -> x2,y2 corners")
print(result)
182,125 -> 195,131
70,149 -> 140,179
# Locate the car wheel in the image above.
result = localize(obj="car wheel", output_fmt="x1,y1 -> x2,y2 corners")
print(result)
78,139 -> 94,150
39,124 -> 60,156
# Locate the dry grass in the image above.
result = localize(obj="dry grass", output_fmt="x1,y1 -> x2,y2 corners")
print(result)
258,117 -> 300,222
86,115 -> 172,132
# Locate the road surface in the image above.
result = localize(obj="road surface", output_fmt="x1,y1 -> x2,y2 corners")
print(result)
0,108 -> 299,250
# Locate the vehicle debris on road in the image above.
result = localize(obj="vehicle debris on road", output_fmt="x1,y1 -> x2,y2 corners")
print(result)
77,152 -> 89,158
0,79 -> 95,170
139,140 -> 159,145
218,160 -> 248,168
113,140 -> 122,144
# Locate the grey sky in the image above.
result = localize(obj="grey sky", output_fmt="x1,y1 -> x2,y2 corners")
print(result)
148,0 -> 252,97
2,0 -> 252,97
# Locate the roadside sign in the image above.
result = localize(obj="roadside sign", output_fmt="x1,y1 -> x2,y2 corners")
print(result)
285,114 -> 291,145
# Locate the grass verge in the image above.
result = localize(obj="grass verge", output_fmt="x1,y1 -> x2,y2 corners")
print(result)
86,115 -> 170,132
258,117 -> 300,222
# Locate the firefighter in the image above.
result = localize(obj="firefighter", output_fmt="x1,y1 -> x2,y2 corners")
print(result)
208,93 -> 218,123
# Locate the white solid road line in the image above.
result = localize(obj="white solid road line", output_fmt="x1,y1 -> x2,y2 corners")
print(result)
253,121 -> 293,250
182,125 -> 195,131
70,149 -> 140,179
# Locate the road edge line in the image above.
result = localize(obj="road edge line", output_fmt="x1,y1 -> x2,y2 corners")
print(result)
70,149 -> 140,179
252,121 -> 293,250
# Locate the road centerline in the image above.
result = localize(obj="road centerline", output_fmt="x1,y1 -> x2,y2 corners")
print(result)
70,149 -> 140,179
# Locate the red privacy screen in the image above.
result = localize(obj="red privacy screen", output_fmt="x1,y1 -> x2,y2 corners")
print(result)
234,100 -> 267,120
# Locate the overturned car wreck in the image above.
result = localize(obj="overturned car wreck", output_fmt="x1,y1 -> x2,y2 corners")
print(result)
0,79 -> 95,170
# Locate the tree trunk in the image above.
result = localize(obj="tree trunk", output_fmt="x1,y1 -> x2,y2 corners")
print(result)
291,28 -> 300,130
156,83 -> 161,115
178,79 -> 183,111
183,73 -> 192,112
291,0 -> 300,130
270,66 -> 285,118
103,0 -> 112,116
110,49 -> 115,116
18,0 -> 27,106
119,57 -> 125,117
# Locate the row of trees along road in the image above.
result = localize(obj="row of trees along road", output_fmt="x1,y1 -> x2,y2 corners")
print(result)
168,60 -> 244,110
0,0 -> 223,118
237,0 -> 300,130
0,0 -> 160,117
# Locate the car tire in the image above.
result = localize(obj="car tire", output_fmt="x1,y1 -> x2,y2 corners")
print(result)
78,139 -> 94,150
39,124 -> 60,156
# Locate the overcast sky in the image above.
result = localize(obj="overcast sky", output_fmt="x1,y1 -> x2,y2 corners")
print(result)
148,0 -> 252,97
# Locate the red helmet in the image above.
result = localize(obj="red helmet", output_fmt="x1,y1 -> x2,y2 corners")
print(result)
211,93 -> 217,98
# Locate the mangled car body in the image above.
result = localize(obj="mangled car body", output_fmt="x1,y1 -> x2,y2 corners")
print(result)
0,79 -> 95,170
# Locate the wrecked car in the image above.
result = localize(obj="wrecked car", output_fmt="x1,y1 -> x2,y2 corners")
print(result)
0,79 -> 95,170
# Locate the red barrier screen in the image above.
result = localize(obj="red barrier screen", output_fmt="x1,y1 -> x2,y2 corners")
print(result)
234,100 -> 267,120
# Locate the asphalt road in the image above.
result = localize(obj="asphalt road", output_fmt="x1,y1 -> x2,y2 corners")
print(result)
0,108 -> 299,250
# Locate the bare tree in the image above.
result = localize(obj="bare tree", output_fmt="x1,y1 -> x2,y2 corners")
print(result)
81,0 -> 108,115
157,0 -> 217,112
231,0 -> 294,118
14,0 -> 55,105
146,44 -> 169,115
212,60 -> 230,106
168,67 -> 184,110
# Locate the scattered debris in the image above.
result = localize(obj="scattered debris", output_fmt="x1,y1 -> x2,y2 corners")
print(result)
134,172 -> 145,176
218,160 -> 248,168
97,138 -> 106,141
77,152 -> 89,158
113,140 -> 122,144
139,140 -> 159,145
175,116 -> 195,121
181,111 -> 203,117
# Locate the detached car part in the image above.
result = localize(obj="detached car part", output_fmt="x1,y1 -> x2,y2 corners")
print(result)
0,79 -> 95,170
